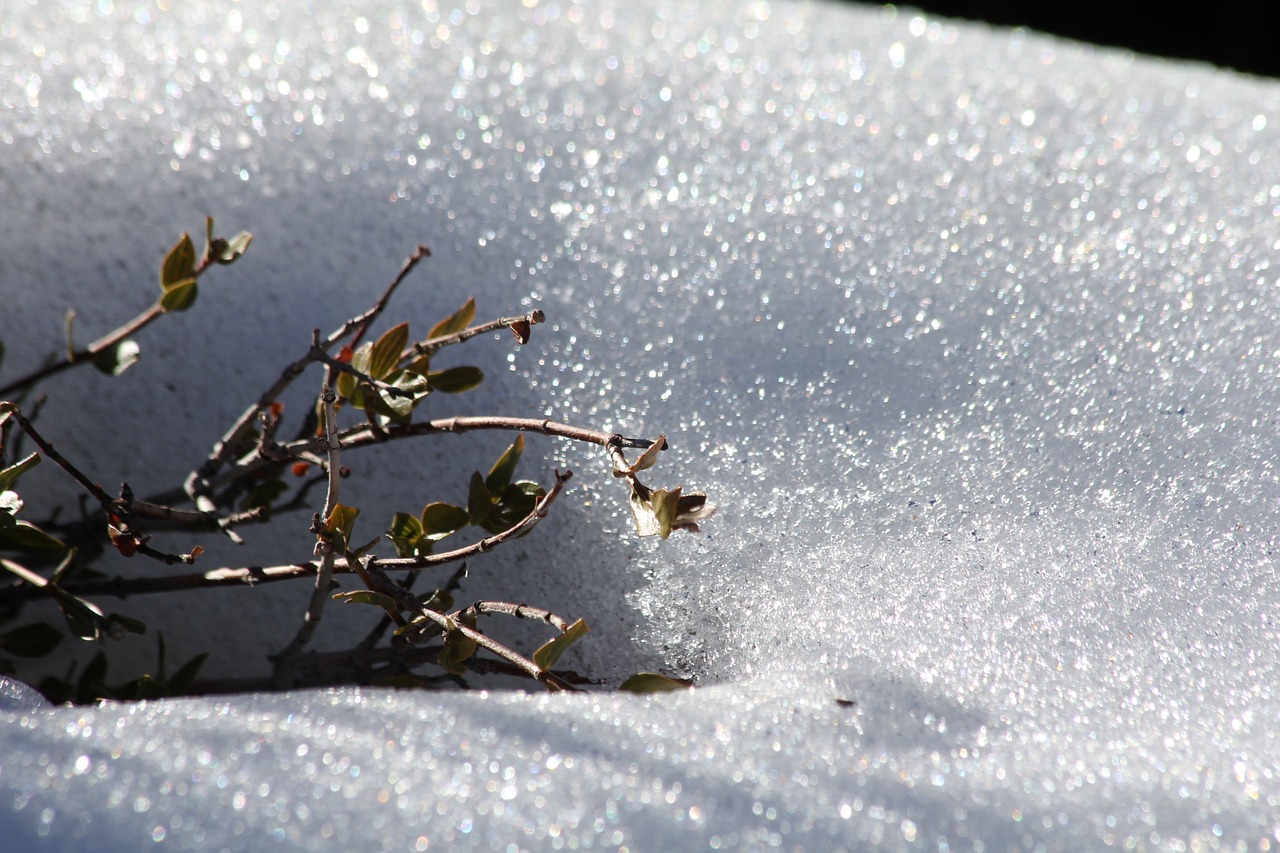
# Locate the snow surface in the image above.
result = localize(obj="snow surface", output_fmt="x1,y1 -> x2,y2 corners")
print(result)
4,0 -> 1280,848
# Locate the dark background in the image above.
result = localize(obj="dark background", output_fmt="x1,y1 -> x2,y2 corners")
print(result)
888,2 -> 1280,79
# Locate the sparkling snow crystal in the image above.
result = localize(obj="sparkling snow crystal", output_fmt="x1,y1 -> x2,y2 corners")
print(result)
3,0 -> 1280,849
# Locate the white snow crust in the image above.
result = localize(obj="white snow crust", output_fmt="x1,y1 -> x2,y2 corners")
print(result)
3,0 -> 1280,849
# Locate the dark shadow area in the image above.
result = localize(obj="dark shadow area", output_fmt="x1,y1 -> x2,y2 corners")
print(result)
871,1 -> 1280,78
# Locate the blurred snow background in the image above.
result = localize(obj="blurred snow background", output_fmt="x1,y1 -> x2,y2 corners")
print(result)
3,0 -> 1280,849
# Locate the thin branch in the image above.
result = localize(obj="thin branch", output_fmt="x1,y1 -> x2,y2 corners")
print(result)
412,309 -> 546,355
273,365 -> 343,689
457,600 -> 571,631
400,605 -> 577,692
0,469 -> 573,603
345,244 -> 431,350
183,244 -> 430,507
1,404 -> 116,513
331,417 -> 663,453
0,252 -> 222,398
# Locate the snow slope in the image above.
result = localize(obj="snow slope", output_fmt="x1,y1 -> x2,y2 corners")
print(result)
3,0 -> 1280,848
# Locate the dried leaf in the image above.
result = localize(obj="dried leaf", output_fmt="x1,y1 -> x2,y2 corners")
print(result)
216,231 -> 253,264
333,590 -> 400,612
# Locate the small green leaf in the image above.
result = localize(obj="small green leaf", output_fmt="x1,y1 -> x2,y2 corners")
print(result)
161,232 -> 196,289
428,297 -> 476,340
420,502 -> 470,541
484,480 -> 546,533
0,519 -> 69,555
333,589 -> 400,612
91,339 -> 140,377
167,653 -> 209,694
466,473 -> 493,525
369,323 -> 409,380
619,673 -> 695,693
428,366 -> 484,394
532,618 -> 590,672
349,341 -> 374,377
0,452 -> 40,493
485,434 -> 524,494
404,353 -> 431,376
418,587 -> 454,613
215,231 -> 252,264
438,626 -> 477,676
388,511 -> 424,557
159,278 -> 199,312
336,367 -> 358,403
349,534 -> 383,560
2,623 -> 64,658
322,503 -> 359,552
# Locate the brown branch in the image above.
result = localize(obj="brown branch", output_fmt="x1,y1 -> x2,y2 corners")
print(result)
273,367 -> 343,689
0,404 -> 115,513
183,245 -> 430,507
0,255 -> 218,398
457,600 -> 571,631
0,469 -> 573,604
335,417 -> 664,453
399,605 -> 578,692
412,309 -> 545,355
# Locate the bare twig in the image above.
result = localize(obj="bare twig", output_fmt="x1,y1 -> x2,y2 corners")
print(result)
183,245 -> 430,510
0,256 -> 217,398
0,404 -> 116,513
0,470 -> 573,604
412,309 -> 546,355
331,417 -> 662,453
273,364 -> 343,688
457,600 -> 571,631
399,604 -> 578,692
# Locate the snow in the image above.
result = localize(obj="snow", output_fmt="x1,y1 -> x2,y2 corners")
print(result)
4,0 -> 1280,849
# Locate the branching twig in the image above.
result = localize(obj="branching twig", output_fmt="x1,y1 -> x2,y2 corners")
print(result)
399,604 -> 577,692
0,470 -> 574,603
0,258 -> 217,398
1,404 -> 116,514
272,365 -> 343,688
183,245 -> 430,510
332,417 -> 662,454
